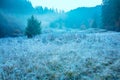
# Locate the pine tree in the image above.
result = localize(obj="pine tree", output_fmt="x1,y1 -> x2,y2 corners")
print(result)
25,15 -> 41,38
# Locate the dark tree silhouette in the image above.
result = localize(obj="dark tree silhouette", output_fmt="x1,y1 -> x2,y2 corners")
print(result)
25,15 -> 41,38
102,0 -> 120,31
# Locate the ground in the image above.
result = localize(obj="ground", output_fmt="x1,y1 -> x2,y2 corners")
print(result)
0,29 -> 120,80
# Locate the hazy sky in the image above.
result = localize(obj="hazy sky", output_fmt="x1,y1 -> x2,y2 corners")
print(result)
29,0 -> 102,12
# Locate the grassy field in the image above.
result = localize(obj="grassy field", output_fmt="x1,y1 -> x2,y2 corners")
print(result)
0,29 -> 120,80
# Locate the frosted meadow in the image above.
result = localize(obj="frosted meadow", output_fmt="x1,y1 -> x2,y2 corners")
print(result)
0,29 -> 120,80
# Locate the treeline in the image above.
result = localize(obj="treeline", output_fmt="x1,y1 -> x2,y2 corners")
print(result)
0,0 -> 62,14
102,0 -> 120,31
0,0 -> 120,38
36,6 -> 64,14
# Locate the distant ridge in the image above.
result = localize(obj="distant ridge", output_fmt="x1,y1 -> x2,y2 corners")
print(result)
50,5 -> 102,29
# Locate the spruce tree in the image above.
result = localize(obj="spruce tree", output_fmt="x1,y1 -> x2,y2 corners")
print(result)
25,15 -> 41,38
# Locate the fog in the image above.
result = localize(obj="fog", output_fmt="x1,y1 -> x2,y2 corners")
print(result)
0,0 -> 63,37
0,0 -> 119,37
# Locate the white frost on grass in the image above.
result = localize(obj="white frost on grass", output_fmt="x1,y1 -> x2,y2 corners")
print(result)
0,29 -> 120,80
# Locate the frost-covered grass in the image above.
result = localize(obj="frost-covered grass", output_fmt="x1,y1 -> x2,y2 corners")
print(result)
0,29 -> 120,80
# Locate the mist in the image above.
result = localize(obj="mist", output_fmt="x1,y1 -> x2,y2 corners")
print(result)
0,0 -> 62,37
0,0 -> 120,38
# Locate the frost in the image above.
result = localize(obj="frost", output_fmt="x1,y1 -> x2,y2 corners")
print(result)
0,29 -> 120,80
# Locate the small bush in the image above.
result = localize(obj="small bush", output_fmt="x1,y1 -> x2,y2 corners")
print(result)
25,15 -> 41,38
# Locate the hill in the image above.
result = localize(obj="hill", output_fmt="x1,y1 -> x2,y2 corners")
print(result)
0,11 -> 24,37
50,5 -> 102,29
0,0 -> 34,14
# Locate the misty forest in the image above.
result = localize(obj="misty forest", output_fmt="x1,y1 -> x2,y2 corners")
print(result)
0,0 -> 120,80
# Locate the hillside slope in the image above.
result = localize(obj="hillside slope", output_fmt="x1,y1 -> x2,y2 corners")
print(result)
50,5 -> 101,29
